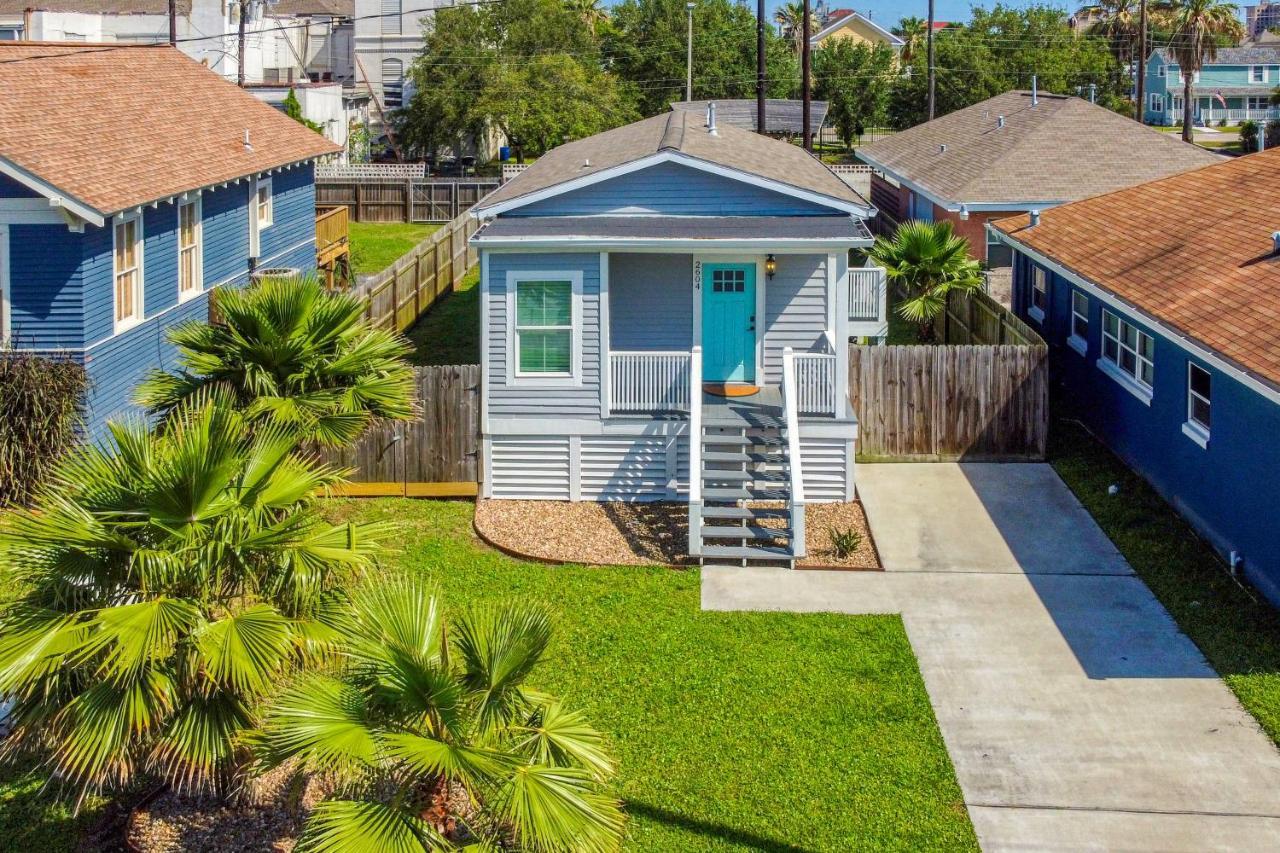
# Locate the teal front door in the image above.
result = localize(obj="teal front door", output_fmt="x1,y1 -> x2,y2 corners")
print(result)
701,262 -> 756,383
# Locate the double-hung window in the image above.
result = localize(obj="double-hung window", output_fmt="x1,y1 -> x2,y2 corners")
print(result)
1150,93 -> 1165,112
1252,65 -> 1267,83
1100,310 -> 1154,402
256,177 -> 273,228
1068,290 -> 1089,355
113,212 -> 143,331
1028,266 -> 1047,322
508,271 -> 581,383
178,196 -> 202,300
1184,363 -> 1212,447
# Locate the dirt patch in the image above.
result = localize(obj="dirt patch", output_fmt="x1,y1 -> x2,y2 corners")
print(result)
474,499 -> 880,570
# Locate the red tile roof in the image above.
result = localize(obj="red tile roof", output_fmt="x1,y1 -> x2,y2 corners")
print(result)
0,43 -> 339,218
992,148 -> 1280,392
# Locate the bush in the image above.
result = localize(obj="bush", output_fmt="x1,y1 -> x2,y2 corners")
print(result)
829,526 -> 863,558
0,352 -> 85,506
1241,120 -> 1259,152
1219,117 -> 1229,128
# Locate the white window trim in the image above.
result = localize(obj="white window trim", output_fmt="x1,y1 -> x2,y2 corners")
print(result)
1184,362 -> 1211,448
257,176 -> 274,229
1098,309 -> 1153,406
1028,266 -> 1047,323
505,269 -> 583,387
1150,92 -> 1165,112
1068,290 -> 1089,356
1157,63 -> 1166,78
1252,65 -> 1267,83
177,193 -> 203,303
112,211 -> 145,334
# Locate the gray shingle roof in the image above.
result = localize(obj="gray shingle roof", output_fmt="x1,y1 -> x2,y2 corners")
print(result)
857,90 -> 1220,206
0,0 -> 189,12
473,110 -> 867,214
1153,46 -> 1280,65
670,99 -> 828,135
474,215 -> 871,242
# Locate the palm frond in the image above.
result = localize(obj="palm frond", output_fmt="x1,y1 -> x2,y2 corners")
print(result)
295,799 -> 446,853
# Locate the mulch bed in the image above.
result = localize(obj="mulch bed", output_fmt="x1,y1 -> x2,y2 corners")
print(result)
473,499 -> 881,570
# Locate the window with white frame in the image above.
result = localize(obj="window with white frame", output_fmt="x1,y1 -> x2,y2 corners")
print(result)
510,273 -> 580,379
1150,92 -> 1165,112
1157,63 -> 1165,78
1186,362 -> 1211,440
113,213 -> 143,330
1102,310 -> 1154,390
381,0 -> 402,34
1249,95 -> 1269,110
1069,290 -> 1089,353
1252,65 -> 1266,83
0,25 -> 23,40
382,59 -> 404,108
178,196 -> 202,299
1172,95 -> 1184,113
1029,266 -> 1047,321
256,177 -> 273,228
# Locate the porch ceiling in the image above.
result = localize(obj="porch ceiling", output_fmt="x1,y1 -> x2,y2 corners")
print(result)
473,215 -> 873,243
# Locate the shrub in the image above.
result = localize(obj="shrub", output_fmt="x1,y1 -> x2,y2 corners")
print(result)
0,352 -> 86,507
829,526 -> 863,558
1241,120 -> 1260,152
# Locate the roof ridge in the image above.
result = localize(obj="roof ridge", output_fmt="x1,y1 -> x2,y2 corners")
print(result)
659,110 -> 687,152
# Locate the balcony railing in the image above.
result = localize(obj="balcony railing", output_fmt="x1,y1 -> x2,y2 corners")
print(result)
608,351 -> 693,414
849,266 -> 887,323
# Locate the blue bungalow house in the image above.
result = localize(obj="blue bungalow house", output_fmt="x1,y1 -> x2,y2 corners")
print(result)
468,106 -> 889,566
989,150 -> 1280,607
0,43 -> 338,437
1143,46 -> 1280,125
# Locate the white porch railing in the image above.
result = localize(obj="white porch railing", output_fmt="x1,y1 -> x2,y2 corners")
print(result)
849,266 -> 887,322
1198,106 -> 1280,123
794,352 -> 839,416
608,351 -> 693,413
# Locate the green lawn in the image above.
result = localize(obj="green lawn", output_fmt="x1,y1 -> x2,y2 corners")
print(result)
1049,418 -> 1280,745
329,499 -> 978,851
348,222 -> 441,276
404,266 -> 479,365
0,760 -> 111,853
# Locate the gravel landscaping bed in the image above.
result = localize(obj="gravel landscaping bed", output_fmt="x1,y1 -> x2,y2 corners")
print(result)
474,499 -> 880,569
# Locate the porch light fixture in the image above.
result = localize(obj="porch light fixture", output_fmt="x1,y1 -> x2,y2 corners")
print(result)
765,254 -> 777,279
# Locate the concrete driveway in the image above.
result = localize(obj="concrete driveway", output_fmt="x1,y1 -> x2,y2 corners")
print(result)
703,463 -> 1280,851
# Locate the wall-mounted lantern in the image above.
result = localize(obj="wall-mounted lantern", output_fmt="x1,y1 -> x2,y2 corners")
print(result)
765,254 -> 777,279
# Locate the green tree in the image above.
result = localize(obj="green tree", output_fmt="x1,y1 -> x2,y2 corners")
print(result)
257,579 -> 624,851
565,0 -> 609,34
894,15 -> 928,63
1160,0 -> 1245,142
813,40 -> 895,146
869,220 -> 985,341
136,276 -> 416,449
0,400 -> 391,801
605,0 -> 798,116
283,88 -> 325,134
775,0 -> 818,53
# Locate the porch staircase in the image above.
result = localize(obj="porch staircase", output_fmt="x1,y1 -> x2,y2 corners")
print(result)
693,421 -> 801,567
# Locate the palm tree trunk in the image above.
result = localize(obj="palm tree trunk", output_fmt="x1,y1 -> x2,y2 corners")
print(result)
1182,70 -> 1194,143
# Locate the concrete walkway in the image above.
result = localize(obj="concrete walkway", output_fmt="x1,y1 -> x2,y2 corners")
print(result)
703,463 -> 1280,851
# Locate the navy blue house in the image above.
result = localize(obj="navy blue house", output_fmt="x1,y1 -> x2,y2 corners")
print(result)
0,43 -> 337,438
990,150 -> 1280,607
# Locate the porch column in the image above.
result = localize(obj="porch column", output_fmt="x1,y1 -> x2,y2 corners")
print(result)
830,253 -> 851,415
598,250 -> 610,418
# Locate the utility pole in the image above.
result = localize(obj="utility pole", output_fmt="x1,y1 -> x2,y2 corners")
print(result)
1135,0 -> 1147,122
168,0 -> 176,45
756,0 -> 766,134
802,0 -> 812,150
927,0 -> 936,120
686,2 -> 696,103
237,0 -> 248,87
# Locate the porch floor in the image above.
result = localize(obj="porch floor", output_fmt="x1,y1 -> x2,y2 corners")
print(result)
702,386 -> 784,427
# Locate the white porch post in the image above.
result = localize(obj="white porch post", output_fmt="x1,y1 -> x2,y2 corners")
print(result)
830,253 -> 850,415
598,250 -> 610,418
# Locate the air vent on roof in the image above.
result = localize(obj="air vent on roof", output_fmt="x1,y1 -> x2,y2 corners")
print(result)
997,115 -> 1005,129
707,101 -> 719,136
1029,210 -> 1041,227
939,144 -> 947,153
1273,230 -> 1280,254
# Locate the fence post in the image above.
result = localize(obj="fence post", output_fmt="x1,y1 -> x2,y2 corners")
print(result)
390,265 -> 399,332
413,251 -> 422,317
451,182 -> 459,220
354,182 -> 364,222
404,179 -> 413,223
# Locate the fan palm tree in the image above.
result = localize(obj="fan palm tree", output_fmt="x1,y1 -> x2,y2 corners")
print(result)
1078,0 -> 1142,70
1159,0 -> 1245,142
775,1 -> 817,54
565,0 -> 608,35
136,275 -> 416,449
255,578 -> 624,852
0,398 -> 393,803
869,221 -> 985,341
894,16 -> 928,64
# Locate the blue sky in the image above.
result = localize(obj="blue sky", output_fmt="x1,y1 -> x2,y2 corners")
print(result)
762,1 -> 1080,29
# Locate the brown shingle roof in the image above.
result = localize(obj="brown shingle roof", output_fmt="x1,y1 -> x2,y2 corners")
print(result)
474,110 -> 867,213
992,148 -> 1280,392
0,43 -> 338,217
858,91 -> 1220,206
0,1 -> 189,13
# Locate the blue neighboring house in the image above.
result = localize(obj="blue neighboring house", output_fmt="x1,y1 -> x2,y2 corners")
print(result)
0,43 -> 338,438
469,107 -> 889,566
1143,46 -> 1280,125
989,149 -> 1280,607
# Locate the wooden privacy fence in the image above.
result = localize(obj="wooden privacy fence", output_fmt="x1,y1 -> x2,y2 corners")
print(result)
942,289 -> 1041,346
849,344 -> 1049,460
316,178 -> 499,222
323,365 -> 481,497
348,213 -> 479,334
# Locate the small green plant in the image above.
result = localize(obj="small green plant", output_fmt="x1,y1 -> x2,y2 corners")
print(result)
829,526 -> 863,558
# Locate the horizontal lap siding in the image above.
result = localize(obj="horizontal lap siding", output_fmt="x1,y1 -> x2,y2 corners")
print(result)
486,252 -> 602,419
764,254 -> 828,383
203,183 -> 252,286
488,433 -> 690,501
580,436 -> 673,500
800,436 -> 853,502
608,253 -> 692,351
7,224 -> 84,348
489,437 -> 572,499
0,174 -> 40,197
514,162 -> 833,217
260,164 -> 317,264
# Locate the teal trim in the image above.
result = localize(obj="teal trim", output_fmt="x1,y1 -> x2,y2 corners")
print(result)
701,262 -> 756,382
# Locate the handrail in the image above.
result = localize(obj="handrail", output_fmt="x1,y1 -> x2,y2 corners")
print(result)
781,347 -> 806,558
687,346 -> 703,557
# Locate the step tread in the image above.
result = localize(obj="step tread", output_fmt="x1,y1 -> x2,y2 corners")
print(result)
700,505 -> 791,519
704,487 -> 791,501
701,544 -> 795,559
700,433 -> 785,445
702,451 -> 775,463
701,525 -> 792,540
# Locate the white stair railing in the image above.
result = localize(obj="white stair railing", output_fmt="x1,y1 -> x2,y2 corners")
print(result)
849,267 -> 886,322
781,347 -> 806,560
608,351 -> 692,414
687,346 -> 703,558
793,353 -> 839,416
